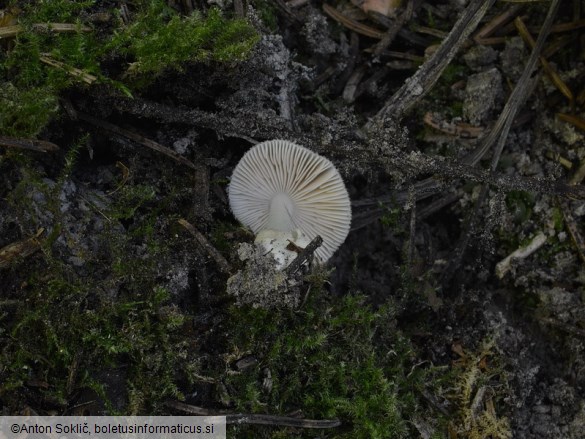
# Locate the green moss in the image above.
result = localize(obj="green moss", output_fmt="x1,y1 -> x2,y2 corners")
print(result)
505,190 -> 535,224
0,1 -> 259,137
0,82 -> 59,137
250,0 -> 279,31
0,143 -> 194,412
222,291 -> 441,438
107,4 -> 258,80
0,268 -> 190,412
107,184 -> 156,221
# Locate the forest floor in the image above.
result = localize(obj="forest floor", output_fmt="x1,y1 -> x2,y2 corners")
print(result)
1,1 -> 585,438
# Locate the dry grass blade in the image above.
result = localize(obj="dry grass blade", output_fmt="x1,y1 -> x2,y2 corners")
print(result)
410,23 -> 448,39
515,17 -> 573,103
40,54 -> 97,85
0,23 -> 91,38
0,135 -> 59,152
558,113 -> 585,133
323,3 -> 385,39
545,19 -> 585,33
0,229 -> 44,270
474,4 -> 522,43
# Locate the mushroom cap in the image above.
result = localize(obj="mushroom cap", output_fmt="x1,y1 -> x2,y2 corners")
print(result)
229,139 -> 351,262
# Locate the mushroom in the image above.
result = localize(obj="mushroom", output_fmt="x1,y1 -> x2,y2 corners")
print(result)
229,139 -> 351,268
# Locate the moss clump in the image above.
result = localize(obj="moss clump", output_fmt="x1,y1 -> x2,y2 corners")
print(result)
108,4 -> 259,78
0,0 -> 259,137
221,290 -> 442,438
0,139 -> 195,413
0,272 -> 190,413
448,340 -> 512,439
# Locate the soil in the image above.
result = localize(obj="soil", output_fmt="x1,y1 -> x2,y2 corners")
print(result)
1,1 -> 585,438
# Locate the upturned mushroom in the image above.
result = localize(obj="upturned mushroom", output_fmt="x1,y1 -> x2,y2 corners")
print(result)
229,139 -> 351,268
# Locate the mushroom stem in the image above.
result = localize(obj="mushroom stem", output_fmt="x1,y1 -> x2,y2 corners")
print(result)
267,193 -> 296,231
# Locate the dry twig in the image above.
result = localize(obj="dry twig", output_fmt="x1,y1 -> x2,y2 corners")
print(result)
165,400 -> 341,429
0,229 -> 44,270
72,110 -> 199,171
285,235 -> 323,275
178,219 -> 232,275
0,135 -> 59,153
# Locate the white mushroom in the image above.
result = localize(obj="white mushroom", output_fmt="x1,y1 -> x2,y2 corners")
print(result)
229,139 -> 351,267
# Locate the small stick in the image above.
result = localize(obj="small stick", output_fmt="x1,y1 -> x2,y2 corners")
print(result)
226,413 -> 341,429
322,4 -> 385,39
165,400 -> 341,428
495,233 -> 547,278
0,135 -> 59,152
75,110 -> 199,171
0,228 -> 45,270
40,54 -> 97,85
285,235 -> 323,275
178,218 -> 232,275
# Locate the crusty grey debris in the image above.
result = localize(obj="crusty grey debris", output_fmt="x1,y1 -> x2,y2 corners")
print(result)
463,67 -> 503,125
226,243 -> 300,309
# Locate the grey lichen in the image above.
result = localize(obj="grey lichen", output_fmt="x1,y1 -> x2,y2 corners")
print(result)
226,243 -> 301,308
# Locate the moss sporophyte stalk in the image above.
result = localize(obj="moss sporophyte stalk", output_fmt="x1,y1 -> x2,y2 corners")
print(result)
0,1 -> 259,137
